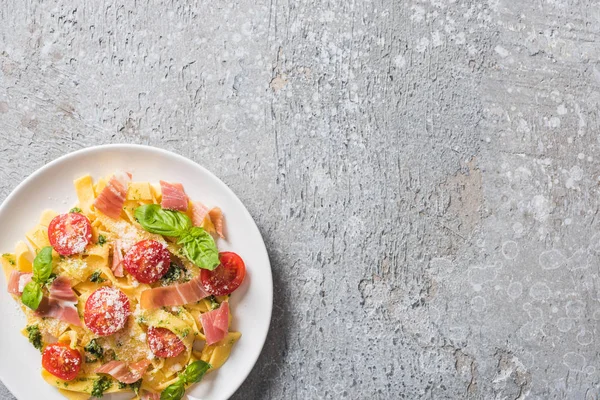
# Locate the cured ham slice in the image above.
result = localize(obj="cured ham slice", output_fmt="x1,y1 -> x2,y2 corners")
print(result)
160,181 -> 188,211
208,207 -> 225,239
94,171 -> 131,219
199,301 -> 229,345
140,276 -> 209,309
36,276 -> 82,327
48,276 -> 78,303
111,240 -> 124,277
191,201 -> 210,227
96,359 -> 151,384
7,270 -> 32,295
140,391 -> 160,400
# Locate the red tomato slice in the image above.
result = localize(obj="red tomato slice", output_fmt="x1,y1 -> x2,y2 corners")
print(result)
84,286 -> 131,336
123,240 -> 171,284
42,343 -> 82,381
200,252 -> 246,296
147,326 -> 185,358
48,213 -> 92,256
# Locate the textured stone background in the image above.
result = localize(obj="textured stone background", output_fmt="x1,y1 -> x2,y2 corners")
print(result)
1,0 -> 600,399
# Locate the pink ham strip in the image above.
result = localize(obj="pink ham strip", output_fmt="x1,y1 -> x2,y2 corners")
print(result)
35,276 -> 82,327
93,171 -> 131,219
160,181 -> 188,211
141,391 -> 160,400
199,301 -> 230,345
208,207 -> 225,239
191,201 -> 209,226
7,270 -> 32,295
140,276 -> 209,309
213,301 -> 229,333
111,240 -> 124,277
96,359 -> 151,384
48,276 -> 78,302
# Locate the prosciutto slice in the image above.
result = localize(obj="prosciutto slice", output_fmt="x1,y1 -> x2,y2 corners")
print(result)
191,201 -> 210,226
111,240 -> 124,277
208,207 -> 225,239
160,181 -> 188,211
36,276 -> 82,327
140,276 -> 209,309
7,270 -> 32,295
199,301 -> 230,345
94,171 -> 131,219
140,391 -> 160,400
96,359 -> 151,384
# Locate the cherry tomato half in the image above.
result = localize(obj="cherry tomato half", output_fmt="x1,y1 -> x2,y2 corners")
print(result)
123,240 -> 171,284
84,286 -> 131,336
147,326 -> 185,358
42,343 -> 82,381
48,213 -> 92,256
200,252 -> 246,296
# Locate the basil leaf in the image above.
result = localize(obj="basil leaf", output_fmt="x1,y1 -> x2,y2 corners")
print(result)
33,246 -> 53,283
135,204 -> 192,237
160,380 -> 185,400
177,227 -> 220,270
182,360 -> 211,384
21,281 -> 43,310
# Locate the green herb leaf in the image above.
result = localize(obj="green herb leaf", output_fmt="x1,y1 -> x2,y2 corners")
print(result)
69,207 -> 82,213
159,380 -> 185,400
32,246 -> 53,283
84,338 -> 104,361
182,360 -> 211,384
135,205 -> 219,270
21,281 -> 43,310
129,380 -> 142,395
177,227 -> 219,270
89,270 -> 106,283
208,295 -> 220,310
26,325 -> 43,351
97,234 -> 106,246
159,361 -> 211,400
91,376 -> 112,397
135,204 -> 192,237
161,263 -> 186,285
2,253 -> 15,265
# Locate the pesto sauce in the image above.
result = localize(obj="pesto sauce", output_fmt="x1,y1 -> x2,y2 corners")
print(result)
91,376 -> 112,397
25,325 -> 43,351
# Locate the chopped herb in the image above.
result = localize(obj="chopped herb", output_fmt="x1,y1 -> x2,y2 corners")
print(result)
2,253 -> 15,265
91,376 -> 112,398
25,325 -> 43,351
69,207 -> 82,213
161,262 -> 184,285
97,234 -> 107,246
89,270 -> 106,283
117,381 -> 127,389
84,338 -> 104,362
129,380 -> 142,395
208,295 -> 220,310
181,328 -> 190,338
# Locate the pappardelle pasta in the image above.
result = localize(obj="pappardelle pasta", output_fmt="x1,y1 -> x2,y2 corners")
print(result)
1,172 -> 246,400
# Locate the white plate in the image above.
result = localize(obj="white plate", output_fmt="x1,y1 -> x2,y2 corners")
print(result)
0,144 -> 272,400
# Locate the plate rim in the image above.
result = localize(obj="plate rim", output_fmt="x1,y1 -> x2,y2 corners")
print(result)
0,143 -> 273,400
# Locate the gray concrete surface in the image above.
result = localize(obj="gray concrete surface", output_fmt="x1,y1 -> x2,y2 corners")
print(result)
1,0 -> 599,399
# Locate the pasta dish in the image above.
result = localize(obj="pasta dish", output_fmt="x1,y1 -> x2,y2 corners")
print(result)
1,172 -> 246,400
